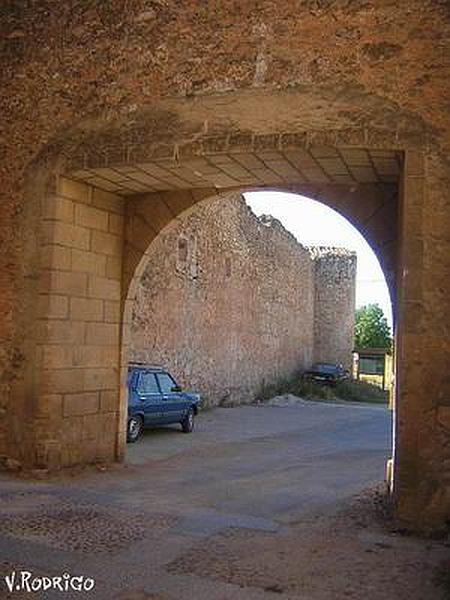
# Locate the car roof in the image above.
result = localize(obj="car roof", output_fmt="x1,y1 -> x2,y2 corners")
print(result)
128,362 -> 165,372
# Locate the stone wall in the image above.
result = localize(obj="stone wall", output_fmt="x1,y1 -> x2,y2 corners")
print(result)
310,247 -> 357,371
131,194 -> 356,406
131,194 -> 314,406
22,177 -> 124,469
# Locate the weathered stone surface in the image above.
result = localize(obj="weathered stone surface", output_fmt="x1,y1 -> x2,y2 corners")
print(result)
309,247 -> 356,369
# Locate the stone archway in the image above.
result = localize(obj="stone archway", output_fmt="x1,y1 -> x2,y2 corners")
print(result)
0,45 -> 448,533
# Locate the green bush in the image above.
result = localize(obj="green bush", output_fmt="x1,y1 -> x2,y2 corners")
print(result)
334,379 -> 388,404
256,375 -> 388,405
256,377 -> 294,401
291,379 -> 336,400
256,376 -> 334,402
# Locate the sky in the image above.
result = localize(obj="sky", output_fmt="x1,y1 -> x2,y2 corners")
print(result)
244,191 -> 393,330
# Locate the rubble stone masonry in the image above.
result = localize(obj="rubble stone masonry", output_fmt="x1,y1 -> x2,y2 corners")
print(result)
310,247 -> 357,370
131,195 -> 356,406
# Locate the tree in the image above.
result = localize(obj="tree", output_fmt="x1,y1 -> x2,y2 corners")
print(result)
354,304 -> 392,349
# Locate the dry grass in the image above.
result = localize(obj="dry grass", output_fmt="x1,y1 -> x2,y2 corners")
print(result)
256,376 -> 388,404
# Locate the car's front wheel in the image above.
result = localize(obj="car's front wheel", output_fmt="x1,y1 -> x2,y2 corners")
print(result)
127,415 -> 143,443
181,408 -> 194,433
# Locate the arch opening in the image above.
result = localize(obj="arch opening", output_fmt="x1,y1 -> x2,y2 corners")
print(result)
125,188 -> 394,404
123,189 -> 395,507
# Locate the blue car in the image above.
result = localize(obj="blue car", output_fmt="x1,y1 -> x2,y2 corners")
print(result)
127,363 -> 201,442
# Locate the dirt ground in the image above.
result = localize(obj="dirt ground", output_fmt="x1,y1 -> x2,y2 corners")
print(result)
0,402 -> 448,599
167,487 -> 450,600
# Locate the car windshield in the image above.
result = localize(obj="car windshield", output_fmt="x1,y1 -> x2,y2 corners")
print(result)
313,363 -> 337,373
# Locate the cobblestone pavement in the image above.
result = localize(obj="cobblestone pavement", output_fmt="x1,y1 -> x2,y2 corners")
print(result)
0,402 -> 448,599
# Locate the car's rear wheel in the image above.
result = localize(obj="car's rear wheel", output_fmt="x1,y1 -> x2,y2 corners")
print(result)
127,415 -> 143,443
181,408 -> 194,433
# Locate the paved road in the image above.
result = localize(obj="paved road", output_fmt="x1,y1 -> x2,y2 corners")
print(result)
0,401 -> 392,599
127,401 -> 392,524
